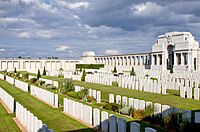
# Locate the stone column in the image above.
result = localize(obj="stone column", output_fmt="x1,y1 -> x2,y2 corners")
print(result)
135,56 -> 138,65
131,56 -> 134,66
174,53 -> 177,66
151,54 -> 154,65
181,53 -> 184,65
140,56 -> 143,65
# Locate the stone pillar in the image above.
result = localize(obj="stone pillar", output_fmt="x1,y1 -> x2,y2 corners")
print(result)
181,53 -> 184,65
174,53 -> 177,66
135,56 -> 138,65
131,56 -> 134,66
151,54 -> 154,65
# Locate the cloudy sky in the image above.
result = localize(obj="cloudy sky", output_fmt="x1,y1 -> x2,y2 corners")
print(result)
0,0 -> 200,59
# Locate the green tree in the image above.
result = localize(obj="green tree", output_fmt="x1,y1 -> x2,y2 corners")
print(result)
130,67 -> 136,76
37,69 -> 41,80
61,78 -> 74,94
14,67 -> 17,73
43,67 -> 46,75
81,69 -> 86,81
113,66 -> 117,73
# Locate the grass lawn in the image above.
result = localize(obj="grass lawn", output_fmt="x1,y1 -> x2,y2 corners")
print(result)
36,74 -> 200,111
0,102 -> 20,132
0,79 -> 94,132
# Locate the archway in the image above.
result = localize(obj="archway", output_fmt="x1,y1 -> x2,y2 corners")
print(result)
167,45 -> 174,70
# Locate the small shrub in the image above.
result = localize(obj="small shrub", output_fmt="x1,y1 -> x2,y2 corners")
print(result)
37,80 -> 45,86
29,78 -> 38,84
46,84 -> 56,90
77,89 -> 88,99
120,107 -> 131,115
61,78 -> 75,94
103,103 -> 120,112
132,110 -> 144,119
23,73 -> 29,79
67,92 -> 80,99
16,72 -> 20,77
86,72 -> 93,74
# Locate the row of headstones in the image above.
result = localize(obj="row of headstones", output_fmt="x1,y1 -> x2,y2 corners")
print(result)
16,102 -> 53,132
28,75 -> 59,87
109,93 -> 200,123
109,94 -> 152,110
0,87 -> 14,113
30,85 -> 58,108
74,85 -> 101,103
63,98 -> 156,132
64,73 -> 82,81
15,79 -> 29,92
85,74 -> 113,86
0,73 -> 4,80
180,86 -> 199,100
6,75 -> 15,85
118,79 -> 167,95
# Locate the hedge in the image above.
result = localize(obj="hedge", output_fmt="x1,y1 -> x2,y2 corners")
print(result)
76,64 -> 104,69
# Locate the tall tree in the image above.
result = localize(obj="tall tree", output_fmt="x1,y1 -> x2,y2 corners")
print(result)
130,67 -> 136,76
14,67 -> 17,73
37,69 -> 41,79
81,69 -> 86,81
43,67 -> 46,75
113,66 -> 117,73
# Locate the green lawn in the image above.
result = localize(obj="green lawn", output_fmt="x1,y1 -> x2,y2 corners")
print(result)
0,102 -> 20,132
36,74 -> 200,111
0,79 -> 94,132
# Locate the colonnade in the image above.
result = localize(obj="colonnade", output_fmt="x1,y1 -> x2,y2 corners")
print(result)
0,59 -> 81,71
95,53 -> 150,66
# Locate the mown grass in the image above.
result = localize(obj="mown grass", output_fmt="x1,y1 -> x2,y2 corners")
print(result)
0,102 -> 20,132
0,79 -> 94,132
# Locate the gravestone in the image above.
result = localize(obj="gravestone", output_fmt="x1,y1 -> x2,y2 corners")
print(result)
101,111 -> 108,132
182,110 -> 191,122
118,118 -> 126,132
109,94 -> 114,103
130,122 -> 140,132
109,115 -> 117,132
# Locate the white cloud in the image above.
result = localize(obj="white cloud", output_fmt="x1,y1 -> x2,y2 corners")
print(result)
56,46 -> 70,52
105,50 -> 121,55
66,2 -> 90,10
0,48 -> 6,52
18,32 -> 31,38
131,2 -> 164,16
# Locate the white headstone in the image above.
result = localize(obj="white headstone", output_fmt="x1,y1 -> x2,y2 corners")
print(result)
93,108 -> 100,130
109,94 -> 114,103
195,112 -> 200,123
109,115 -> 117,132
145,127 -> 156,132
130,122 -> 140,132
118,118 -> 126,132
101,111 -> 108,132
